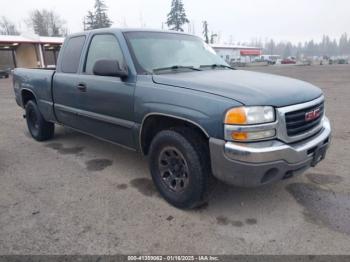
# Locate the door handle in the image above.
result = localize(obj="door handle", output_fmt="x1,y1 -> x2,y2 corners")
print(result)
77,83 -> 87,92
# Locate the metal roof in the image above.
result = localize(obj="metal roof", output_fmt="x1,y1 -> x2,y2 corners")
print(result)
0,35 -> 64,44
211,44 -> 262,50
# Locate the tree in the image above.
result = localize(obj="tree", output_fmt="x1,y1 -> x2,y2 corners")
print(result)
166,0 -> 189,32
27,9 -> 66,36
83,0 -> 112,30
283,42 -> 293,58
261,33 -> 350,58
94,0 -> 112,29
339,33 -> 348,55
210,32 -> 217,44
48,12 -> 66,36
84,11 -> 96,31
0,16 -> 20,35
202,21 -> 209,44
28,10 -> 48,36
265,39 -> 275,54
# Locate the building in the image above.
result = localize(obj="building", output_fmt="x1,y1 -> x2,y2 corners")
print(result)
0,34 -> 64,70
211,44 -> 262,64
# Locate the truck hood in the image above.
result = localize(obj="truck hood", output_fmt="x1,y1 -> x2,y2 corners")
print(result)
152,69 -> 323,107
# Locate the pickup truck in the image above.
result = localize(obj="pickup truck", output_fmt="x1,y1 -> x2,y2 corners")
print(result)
13,28 -> 331,209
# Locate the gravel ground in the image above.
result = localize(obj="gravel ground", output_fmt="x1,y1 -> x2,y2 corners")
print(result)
0,64 -> 349,255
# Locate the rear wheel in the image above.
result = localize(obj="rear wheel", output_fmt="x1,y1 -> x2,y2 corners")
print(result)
148,127 -> 216,209
25,100 -> 54,141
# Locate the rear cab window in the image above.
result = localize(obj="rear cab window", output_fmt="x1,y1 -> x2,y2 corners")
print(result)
60,36 -> 86,73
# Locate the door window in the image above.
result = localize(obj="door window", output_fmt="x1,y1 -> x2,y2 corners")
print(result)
85,34 -> 125,75
61,36 -> 86,73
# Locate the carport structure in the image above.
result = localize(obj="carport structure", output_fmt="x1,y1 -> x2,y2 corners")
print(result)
0,35 -> 64,70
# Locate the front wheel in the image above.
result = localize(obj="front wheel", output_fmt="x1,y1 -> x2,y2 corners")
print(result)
148,128 -> 216,209
25,100 -> 55,141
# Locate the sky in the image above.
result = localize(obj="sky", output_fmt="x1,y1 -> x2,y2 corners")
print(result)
1,0 -> 349,44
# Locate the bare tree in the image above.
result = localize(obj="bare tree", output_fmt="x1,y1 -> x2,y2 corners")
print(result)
0,16 -> 20,35
27,9 -> 66,36
210,32 -> 218,44
202,21 -> 209,44
265,39 -> 276,54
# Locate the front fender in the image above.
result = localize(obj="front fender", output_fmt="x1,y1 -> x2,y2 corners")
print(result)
134,77 -> 242,139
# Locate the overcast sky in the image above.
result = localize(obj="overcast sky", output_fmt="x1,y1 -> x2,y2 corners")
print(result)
2,0 -> 350,44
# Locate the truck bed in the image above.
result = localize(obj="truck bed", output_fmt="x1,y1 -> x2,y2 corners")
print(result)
13,68 -> 56,122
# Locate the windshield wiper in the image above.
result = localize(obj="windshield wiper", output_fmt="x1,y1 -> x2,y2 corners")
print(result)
153,65 -> 202,74
200,64 -> 234,70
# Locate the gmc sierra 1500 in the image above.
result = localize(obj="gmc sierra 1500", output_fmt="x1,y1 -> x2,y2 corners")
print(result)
13,28 -> 331,209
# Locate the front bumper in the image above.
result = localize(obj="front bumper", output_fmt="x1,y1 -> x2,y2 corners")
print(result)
209,117 -> 331,187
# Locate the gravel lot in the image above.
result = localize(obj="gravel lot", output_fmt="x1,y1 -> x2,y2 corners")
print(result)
0,65 -> 349,255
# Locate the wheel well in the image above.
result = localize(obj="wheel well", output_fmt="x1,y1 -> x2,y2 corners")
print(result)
21,90 -> 36,106
140,115 -> 209,155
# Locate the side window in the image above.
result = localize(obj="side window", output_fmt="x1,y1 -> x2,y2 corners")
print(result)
85,34 -> 125,75
61,36 -> 86,73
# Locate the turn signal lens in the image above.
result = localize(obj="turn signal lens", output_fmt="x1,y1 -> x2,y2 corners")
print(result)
225,106 -> 275,125
231,132 -> 248,140
224,108 -> 247,124
230,130 -> 276,141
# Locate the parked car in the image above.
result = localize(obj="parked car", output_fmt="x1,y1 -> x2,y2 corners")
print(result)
259,55 -> 280,65
13,29 -> 332,209
337,58 -> 349,64
0,68 -> 9,78
281,58 -> 297,64
298,59 -> 312,66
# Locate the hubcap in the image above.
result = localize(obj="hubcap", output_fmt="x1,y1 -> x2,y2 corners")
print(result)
158,147 -> 189,192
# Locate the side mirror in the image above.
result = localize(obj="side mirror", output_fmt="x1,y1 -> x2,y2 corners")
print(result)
93,59 -> 128,78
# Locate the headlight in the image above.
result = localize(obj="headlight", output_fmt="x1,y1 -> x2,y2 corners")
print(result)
225,106 -> 275,125
224,106 -> 276,141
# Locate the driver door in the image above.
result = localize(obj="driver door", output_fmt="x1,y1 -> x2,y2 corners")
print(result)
73,34 -> 136,148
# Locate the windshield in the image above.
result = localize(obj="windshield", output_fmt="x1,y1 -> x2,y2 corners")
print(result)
124,31 -> 228,74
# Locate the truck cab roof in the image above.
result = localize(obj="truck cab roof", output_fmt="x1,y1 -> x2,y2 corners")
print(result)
67,28 -> 195,39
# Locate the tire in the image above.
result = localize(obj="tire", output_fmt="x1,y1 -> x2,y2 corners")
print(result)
25,100 -> 55,141
148,127 -> 216,209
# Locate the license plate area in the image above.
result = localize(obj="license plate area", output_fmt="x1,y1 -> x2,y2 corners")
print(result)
311,145 -> 327,167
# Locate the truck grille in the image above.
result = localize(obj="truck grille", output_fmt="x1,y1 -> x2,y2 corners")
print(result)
285,101 -> 324,136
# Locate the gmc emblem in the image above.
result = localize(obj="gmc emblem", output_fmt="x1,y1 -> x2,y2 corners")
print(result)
305,108 -> 321,122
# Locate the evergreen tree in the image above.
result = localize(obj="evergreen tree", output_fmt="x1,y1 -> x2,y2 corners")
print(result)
84,0 -> 112,30
94,0 -> 112,29
84,11 -> 96,31
202,21 -> 209,43
166,0 -> 189,32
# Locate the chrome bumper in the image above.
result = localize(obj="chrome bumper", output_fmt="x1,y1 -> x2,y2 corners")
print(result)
209,117 -> 331,187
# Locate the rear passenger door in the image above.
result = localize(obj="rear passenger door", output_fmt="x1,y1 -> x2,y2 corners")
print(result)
53,35 -> 87,129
